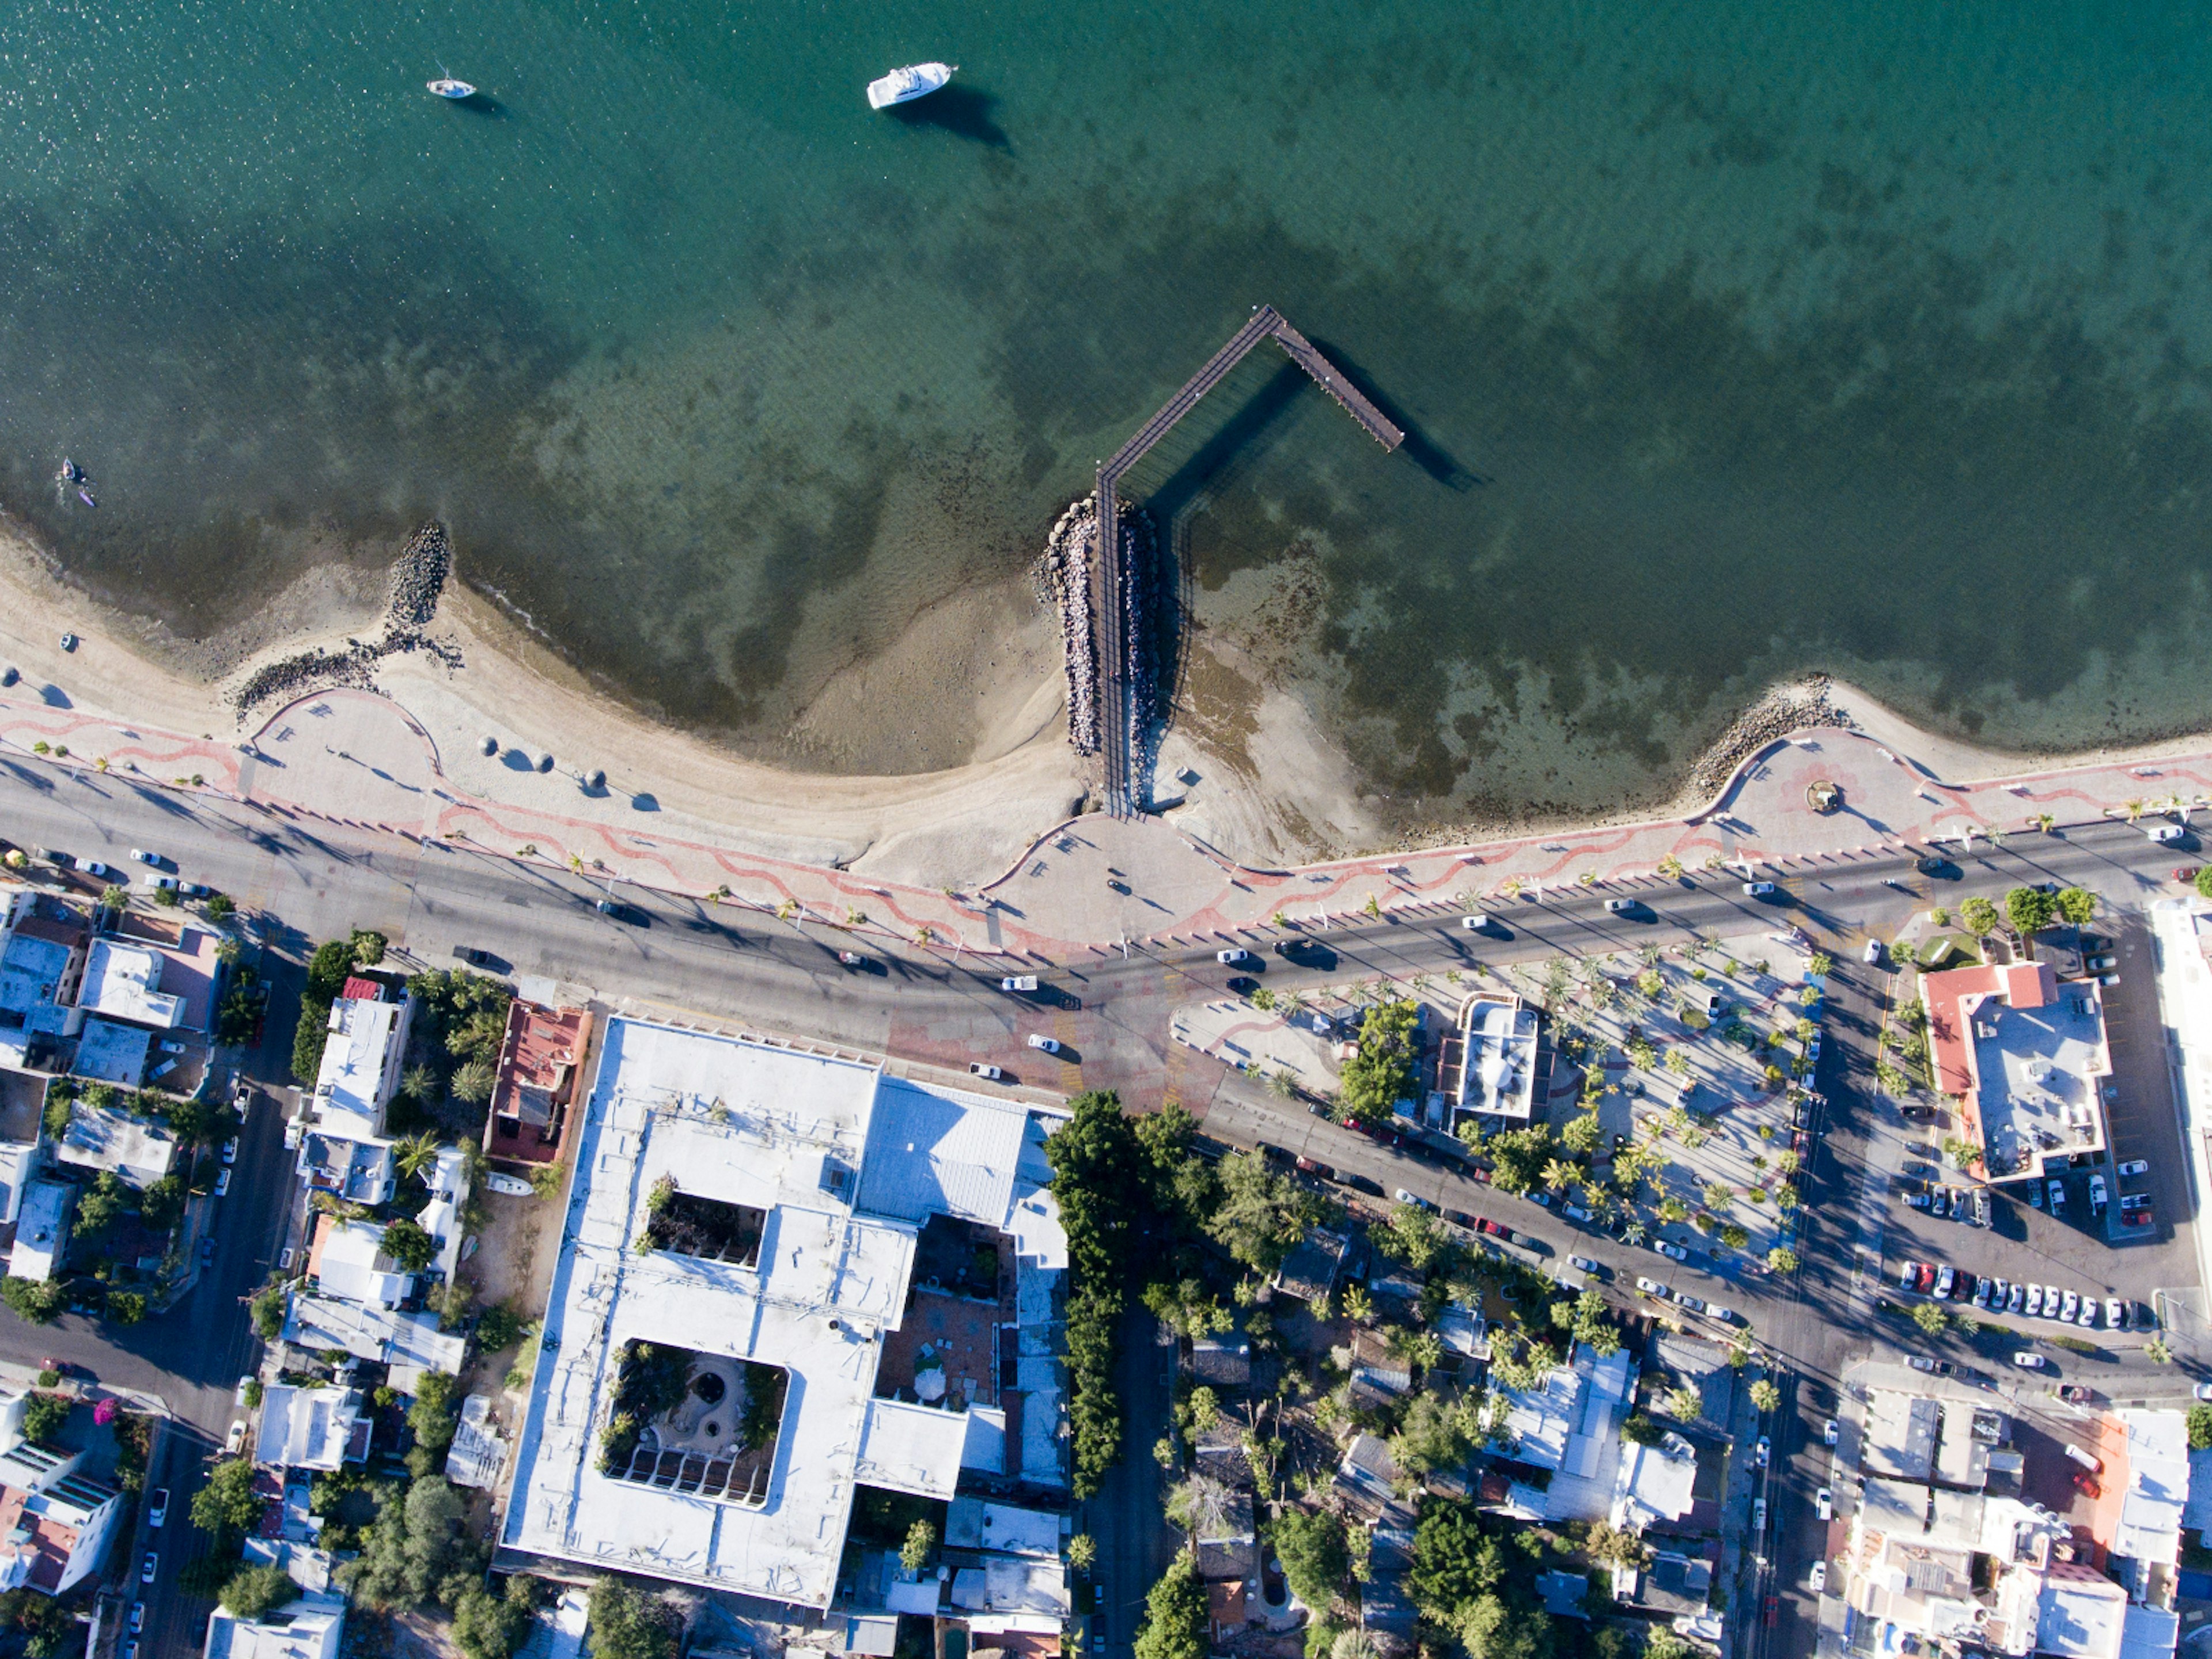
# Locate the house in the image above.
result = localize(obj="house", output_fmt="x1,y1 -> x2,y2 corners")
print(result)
0,1071 -> 50,1228
55,1097 -> 177,1189
446,1395 -> 507,1490
254,1387 -> 366,1474
498,1017 -> 1070,1612
6,1180 -> 71,1283
1274,1226 -> 1349,1304
203,1586 -> 346,1659
1190,1334 -> 1251,1390
1338,1433 -> 1402,1504
0,1442 -> 124,1595
280,1296 -> 463,1391
1487,1343 -> 1639,1522
294,981 -> 411,1205
77,940 -> 184,1029
415,1145 -> 473,1284
305,1216 -> 415,1308
485,1002 -> 593,1167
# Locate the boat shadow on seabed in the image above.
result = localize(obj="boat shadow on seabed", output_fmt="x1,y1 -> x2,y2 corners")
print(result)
884,84 -> 1009,150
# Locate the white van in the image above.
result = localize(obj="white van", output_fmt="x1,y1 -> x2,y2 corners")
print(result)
2065,1444 -> 2103,1473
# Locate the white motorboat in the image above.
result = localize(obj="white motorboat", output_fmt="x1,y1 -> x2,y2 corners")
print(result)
427,76 -> 476,99
867,62 -> 954,109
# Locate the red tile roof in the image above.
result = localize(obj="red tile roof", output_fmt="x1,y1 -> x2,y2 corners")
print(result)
341,976 -> 387,1003
487,1002 -> 593,1166
0,1486 -> 78,1592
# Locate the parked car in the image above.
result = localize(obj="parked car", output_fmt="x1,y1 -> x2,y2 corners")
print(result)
2106,1298 -> 2124,1329
1025,1035 -> 1062,1054
1972,1275 -> 1991,1308
147,874 -> 178,893
1862,938 -> 1883,964
225,1422 -> 246,1453
2047,1179 -> 2066,1213
1654,1239 -> 1688,1262
1753,1435 -> 1770,1468
1706,1306 -> 1737,1325
1568,1255 -> 1603,1274
146,1489 -> 168,1529
2195,1383 -> 2212,1403
2078,1299 -> 2099,1330
1915,1263 -> 1936,1294
1743,881 -> 1777,897
2013,1351 -> 2047,1369
2025,1285 -> 2044,1316
1298,1158 -> 1336,1180
1810,1562 -> 1828,1592
1816,1488 -> 1834,1521
1897,1260 -> 1921,1290
2089,1173 -> 2108,1213
453,945 -> 493,965
1000,975 -> 1039,992
1907,1356 -> 1939,1373
180,882 -> 213,899
1934,1266 -> 1955,1299
129,1604 -> 144,1634
1395,1189 -> 1437,1213
129,849 -> 160,866
1461,914 -> 1491,931
221,1135 -> 240,1165
1635,1277 -> 1672,1299
1339,1173 -> 1385,1198
2060,1385 -> 2093,1403
84,860 -> 116,880
1903,1191 -> 1931,1209
967,1063 -> 1002,1081
214,1167 -> 230,1198
1902,1103 -> 1937,1122
1215,948 -> 1255,967
2118,1158 -> 2149,1177
142,1553 -> 157,1584
2172,867 -> 2201,884
2060,1290 -> 2080,1322
2149,823 -> 2186,843
2087,955 -> 2116,971
2006,1282 -> 2024,1315
1823,1419 -> 1839,1447
1677,1295 -> 1707,1316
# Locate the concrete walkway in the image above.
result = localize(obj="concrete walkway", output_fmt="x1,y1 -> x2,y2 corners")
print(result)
0,686 -> 2208,962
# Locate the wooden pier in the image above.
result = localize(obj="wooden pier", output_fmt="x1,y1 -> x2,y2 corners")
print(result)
1094,306 -> 1403,816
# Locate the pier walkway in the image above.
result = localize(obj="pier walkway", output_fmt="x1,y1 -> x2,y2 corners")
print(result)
1094,306 -> 1404,816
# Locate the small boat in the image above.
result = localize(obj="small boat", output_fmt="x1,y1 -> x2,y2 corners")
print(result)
75,490 -> 95,509
427,77 -> 476,99
867,62 -> 955,109
59,459 -> 84,484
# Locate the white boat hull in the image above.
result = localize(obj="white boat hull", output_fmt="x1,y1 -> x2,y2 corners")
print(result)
427,78 -> 476,99
868,62 -> 954,109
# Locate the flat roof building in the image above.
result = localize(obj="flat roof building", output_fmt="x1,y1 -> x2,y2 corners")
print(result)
486,1002 -> 593,1168
501,1018 -> 1067,1611
78,940 -> 184,1030
1922,960 -> 2111,1183
6,1180 -> 70,1283
1442,995 -> 1539,1123
55,1098 -> 177,1190
309,989 -> 412,1142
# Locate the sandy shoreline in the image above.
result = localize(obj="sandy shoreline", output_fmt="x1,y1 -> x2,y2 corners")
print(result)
1,521 -> 2210,888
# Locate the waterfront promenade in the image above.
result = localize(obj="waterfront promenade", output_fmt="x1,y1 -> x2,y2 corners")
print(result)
0,684 -> 2204,965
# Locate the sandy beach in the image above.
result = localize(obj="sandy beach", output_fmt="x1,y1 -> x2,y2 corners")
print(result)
3,520 -> 2211,891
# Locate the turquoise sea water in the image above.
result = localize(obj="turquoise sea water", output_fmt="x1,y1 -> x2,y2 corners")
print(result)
5,1 -> 2212,824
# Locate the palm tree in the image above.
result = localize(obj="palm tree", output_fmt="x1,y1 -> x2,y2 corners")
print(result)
2033,813 -> 2055,834
2125,799 -> 2144,823
1541,1158 -> 1579,1194
393,1133 -> 442,1183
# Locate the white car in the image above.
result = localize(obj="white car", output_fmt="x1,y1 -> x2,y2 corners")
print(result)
1810,1562 -> 1828,1593
1862,938 -> 1883,963
2013,1351 -> 2047,1369
141,1553 -> 157,1584
1568,1256 -> 1601,1273
1743,881 -> 1777,896
146,1489 -> 168,1529
1753,1436 -> 1770,1468
1025,1035 -> 1061,1054
214,1166 -> 230,1198
1635,1277 -> 1672,1300
1461,914 -> 1490,931
1823,1418 -> 1839,1446
1603,898 -> 1633,914
225,1422 -> 246,1454
2118,1158 -> 2149,1178
2078,1299 -> 2098,1330
2106,1298 -> 2124,1329
129,1604 -> 144,1634
129,849 -> 159,866
2061,1290 -> 2080,1322
999,975 -> 1038,993
1677,1294 -> 1707,1315
1816,1488 -> 1834,1521
221,1136 -> 240,1165
1215,948 -> 1254,966
968,1063 -> 1002,1081
84,860 -> 117,880
1654,1239 -> 1688,1262
1706,1305 -> 1737,1325
2194,1383 -> 2212,1403
2025,1285 -> 2043,1316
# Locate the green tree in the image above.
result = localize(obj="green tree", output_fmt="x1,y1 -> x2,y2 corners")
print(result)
75,1171 -> 128,1236
1336,1001 -> 1420,1130
2187,1404 -> 2212,1452
1582,1521 -> 1650,1572
1047,1092 -> 1141,1498
1749,1379 -> 1781,1413
901,1518 -> 938,1574
2006,887 -> 2058,935
1270,1509 -> 1349,1610
1391,1391 -> 1476,1476
0,1278 -> 63,1325
1619,1413 -> 1662,1446
2059,886 -> 2099,923
1142,1278 -> 1232,1342
1486,1125 -> 1555,1195
1410,1504 -> 1502,1625
1645,1629 -> 1696,1659
219,1563 -> 295,1620
451,1057 -> 498,1105
1132,1554 -> 1208,1659
1560,1112 -> 1604,1157
1911,1302 -> 1949,1337
251,1280 -> 289,1341
107,1291 -> 147,1325
192,1457 -> 263,1537
1460,1592 -> 1554,1659
1959,896 -> 2001,937
20,1394 -> 69,1445
1377,1202 -> 1448,1271
394,1134 -> 443,1183
1767,1246 -> 1799,1274
338,1477 -> 466,1609
585,1581 -> 678,1659
138,1173 -> 187,1232
452,1575 -> 540,1659
1067,1534 -> 1098,1572
380,1218 -> 438,1273
407,1372 -> 460,1472
1206,1153 -> 1319,1273
2147,1335 -> 2175,1364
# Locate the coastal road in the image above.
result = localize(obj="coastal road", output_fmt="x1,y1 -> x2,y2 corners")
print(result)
0,757 -> 2204,1657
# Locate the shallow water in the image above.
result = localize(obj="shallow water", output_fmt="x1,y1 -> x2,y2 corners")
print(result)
3,0 -> 2212,822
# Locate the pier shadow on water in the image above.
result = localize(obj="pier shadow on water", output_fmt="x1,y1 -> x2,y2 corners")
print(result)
883,86 -> 1010,150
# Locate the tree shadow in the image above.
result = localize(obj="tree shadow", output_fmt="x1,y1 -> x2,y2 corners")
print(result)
882,85 -> 1009,150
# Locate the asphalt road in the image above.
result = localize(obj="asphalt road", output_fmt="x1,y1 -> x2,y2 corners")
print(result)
0,758 -> 2207,1658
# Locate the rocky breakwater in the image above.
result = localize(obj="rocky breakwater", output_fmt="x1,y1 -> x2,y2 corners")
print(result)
230,521 -> 461,719
1688,675 -> 1857,799
1036,498 -> 1103,755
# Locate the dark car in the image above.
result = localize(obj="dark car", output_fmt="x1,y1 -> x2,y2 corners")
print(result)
1338,1172 -> 1385,1198
1443,1209 -> 1479,1229
594,899 -> 647,925
35,849 -> 73,869
1295,1157 -> 1335,1181
1902,1104 -> 1938,1122
453,945 -> 493,965
1226,976 -> 1259,995
1255,1142 -> 1293,1165
1916,855 -> 1958,878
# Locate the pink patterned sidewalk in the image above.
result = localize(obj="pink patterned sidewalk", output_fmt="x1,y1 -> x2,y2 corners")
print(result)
0,687 -> 2205,963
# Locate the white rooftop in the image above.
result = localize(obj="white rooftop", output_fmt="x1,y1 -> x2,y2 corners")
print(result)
2113,1410 -> 2188,1568
1456,998 -> 1539,1120
312,996 -> 404,1138
2036,1571 -> 2128,1659
312,1219 -> 414,1308
946,1497 -> 1062,1558
203,1594 -> 345,1659
282,1292 -> 465,1377
254,1387 -> 362,1473
56,1100 -> 177,1189
502,1018 -> 1067,1611
79,940 -> 183,1030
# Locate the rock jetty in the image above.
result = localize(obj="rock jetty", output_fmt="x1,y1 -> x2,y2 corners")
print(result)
1688,675 -> 1857,798
1037,498 -> 1103,756
230,521 -> 460,719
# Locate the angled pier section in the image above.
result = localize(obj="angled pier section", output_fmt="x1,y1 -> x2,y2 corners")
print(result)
1093,306 -> 1403,815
